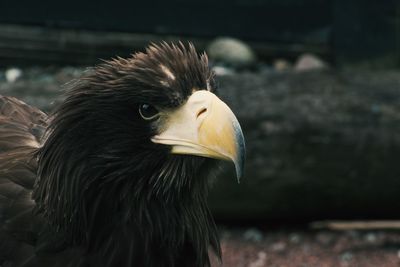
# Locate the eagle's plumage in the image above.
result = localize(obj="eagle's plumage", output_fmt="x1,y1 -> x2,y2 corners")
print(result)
0,43 -> 243,267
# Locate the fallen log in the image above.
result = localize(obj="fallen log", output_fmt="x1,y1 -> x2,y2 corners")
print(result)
0,24 -> 330,66
311,220 -> 400,230
1,68 -> 400,222
209,69 -> 400,222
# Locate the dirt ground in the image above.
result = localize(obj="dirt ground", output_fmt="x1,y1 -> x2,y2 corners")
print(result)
210,227 -> 400,267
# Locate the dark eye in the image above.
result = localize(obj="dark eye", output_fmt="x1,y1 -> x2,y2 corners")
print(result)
139,104 -> 159,120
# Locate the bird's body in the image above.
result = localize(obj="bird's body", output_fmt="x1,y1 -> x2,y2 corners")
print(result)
0,43 -> 244,267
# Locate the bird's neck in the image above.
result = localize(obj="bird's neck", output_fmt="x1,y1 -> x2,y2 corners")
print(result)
82,182 -> 220,267
35,133 -> 221,267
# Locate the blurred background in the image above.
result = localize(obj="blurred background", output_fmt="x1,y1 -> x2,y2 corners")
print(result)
1,0 -> 400,266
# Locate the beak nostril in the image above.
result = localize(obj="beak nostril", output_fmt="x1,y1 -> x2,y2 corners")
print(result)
196,107 -> 207,119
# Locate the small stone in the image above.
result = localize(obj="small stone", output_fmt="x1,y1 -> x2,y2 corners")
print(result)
207,37 -> 257,68
345,230 -> 360,239
294,53 -> 327,71
212,66 -> 235,76
243,228 -> 263,242
271,241 -> 286,252
316,232 -> 334,245
37,74 -> 54,83
273,59 -> 291,71
5,68 -> 22,83
340,252 -> 353,262
249,251 -> 267,267
289,233 -> 301,244
365,232 -> 377,243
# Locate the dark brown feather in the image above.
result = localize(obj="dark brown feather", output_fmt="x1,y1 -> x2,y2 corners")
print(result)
1,43 -> 221,267
0,96 -> 47,266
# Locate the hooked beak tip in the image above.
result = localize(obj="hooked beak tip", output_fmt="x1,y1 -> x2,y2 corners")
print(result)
233,126 -> 246,183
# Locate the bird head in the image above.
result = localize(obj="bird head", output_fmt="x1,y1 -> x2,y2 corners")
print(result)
34,42 -> 245,266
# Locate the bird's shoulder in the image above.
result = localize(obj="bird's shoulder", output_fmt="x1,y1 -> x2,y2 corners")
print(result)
0,95 -> 47,126
0,95 -> 49,266
0,95 -> 47,190
0,95 -> 47,143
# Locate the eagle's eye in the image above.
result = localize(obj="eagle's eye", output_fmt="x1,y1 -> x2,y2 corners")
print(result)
139,104 -> 159,120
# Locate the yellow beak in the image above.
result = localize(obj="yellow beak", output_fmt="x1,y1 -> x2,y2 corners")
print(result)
151,90 -> 245,181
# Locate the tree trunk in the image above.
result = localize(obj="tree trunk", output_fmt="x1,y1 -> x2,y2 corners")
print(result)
209,70 -> 400,222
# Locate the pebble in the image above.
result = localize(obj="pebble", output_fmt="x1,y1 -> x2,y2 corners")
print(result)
273,59 -> 291,71
340,252 -> 353,262
316,232 -> 334,245
294,53 -> 327,71
345,230 -> 360,239
243,228 -> 264,242
212,65 -> 235,76
248,251 -> 267,267
365,232 -> 377,243
207,37 -> 257,68
289,233 -> 301,244
5,68 -> 22,83
271,241 -> 286,252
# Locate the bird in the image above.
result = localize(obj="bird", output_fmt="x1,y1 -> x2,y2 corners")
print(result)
0,42 -> 245,267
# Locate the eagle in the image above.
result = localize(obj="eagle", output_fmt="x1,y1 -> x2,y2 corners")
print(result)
0,43 -> 245,267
